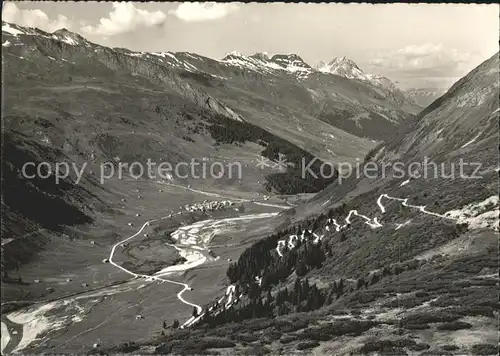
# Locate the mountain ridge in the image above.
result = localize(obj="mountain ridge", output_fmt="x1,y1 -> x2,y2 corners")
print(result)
2,21 -> 419,148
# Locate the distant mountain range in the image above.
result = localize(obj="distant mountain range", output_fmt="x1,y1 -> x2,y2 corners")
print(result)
222,51 -> 314,79
222,52 -> 425,109
316,56 -> 397,90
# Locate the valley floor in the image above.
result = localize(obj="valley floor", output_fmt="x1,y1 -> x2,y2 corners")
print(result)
1,179 -> 289,354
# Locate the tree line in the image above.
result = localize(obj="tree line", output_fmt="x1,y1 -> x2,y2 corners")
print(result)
201,111 -> 338,194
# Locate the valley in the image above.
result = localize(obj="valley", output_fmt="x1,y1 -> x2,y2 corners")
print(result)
1,4 -> 499,356
1,181 -> 288,353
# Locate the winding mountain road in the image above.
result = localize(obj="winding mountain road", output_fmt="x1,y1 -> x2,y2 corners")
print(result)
107,188 -> 290,329
108,218 -> 203,320
276,192 -> 471,257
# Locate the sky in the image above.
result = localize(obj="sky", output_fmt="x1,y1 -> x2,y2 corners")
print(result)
2,1 -> 499,89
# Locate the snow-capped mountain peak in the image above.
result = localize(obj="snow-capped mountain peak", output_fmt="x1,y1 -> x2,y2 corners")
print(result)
331,56 -> 361,70
316,56 -> 363,77
225,50 -> 243,58
52,28 -> 86,46
249,52 -> 271,61
316,56 -> 399,91
270,53 -> 311,73
221,51 -> 312,78
2,22 -> 86,47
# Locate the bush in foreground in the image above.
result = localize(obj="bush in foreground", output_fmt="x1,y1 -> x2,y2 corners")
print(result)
471,344 -> 498,355
296,341 -> 320,350
437,321 -> 473,331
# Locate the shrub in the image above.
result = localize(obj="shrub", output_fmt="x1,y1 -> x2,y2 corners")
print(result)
112,342 -> 140,353
383,294 -> 432,309
454,305 -> 494,318
404,323 -> 430,330
414,291 -> 430,298
296,329 -> 331,342
275,319 -> 308,333
296,341 -> 320,350
182,135 -> 195,142
233,334 -> 259,343
159,337 -> 236,355
262,330 -> 282,343
279,335 -> 297,344
471,344 -> 498,355
409,343 -> 430,351
437,321 -> 473,331
241,345 -> 270,355
402,311 -> 461,325
359,339 -> 416,354
421,351 -> 453,356
202,337 -> 237,348
154,343 -> 171,354
318,320 -> 377,337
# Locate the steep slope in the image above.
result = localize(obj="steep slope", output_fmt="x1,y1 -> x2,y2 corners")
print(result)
304,51 -> 499,216
140,53 -> 500,355
316,56 -> 422,114
374,51 -> 498,167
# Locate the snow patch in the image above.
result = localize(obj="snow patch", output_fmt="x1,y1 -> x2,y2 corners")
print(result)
62,36 -> 77,45
399,179 -> 410,187
395,220 -> 411,231
227,50 -> 242,57
7,299 -> 85,352
127,52 -> 144,58
444,195 -> 499,230
2,23 -> 24,35
461,133 -> 481,148
1,322 -> 10,354
152,52 -> 179,62
209,74 -> 226,80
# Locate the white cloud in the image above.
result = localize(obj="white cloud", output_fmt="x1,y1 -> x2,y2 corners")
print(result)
169,2 -> 239,22
369,44 -> 480,77
81,2 -> 166,36
2,2 -> 71,32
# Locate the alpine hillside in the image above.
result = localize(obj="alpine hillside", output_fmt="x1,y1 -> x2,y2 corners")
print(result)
128,52 -> 500,355
1,17 -> 497,356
